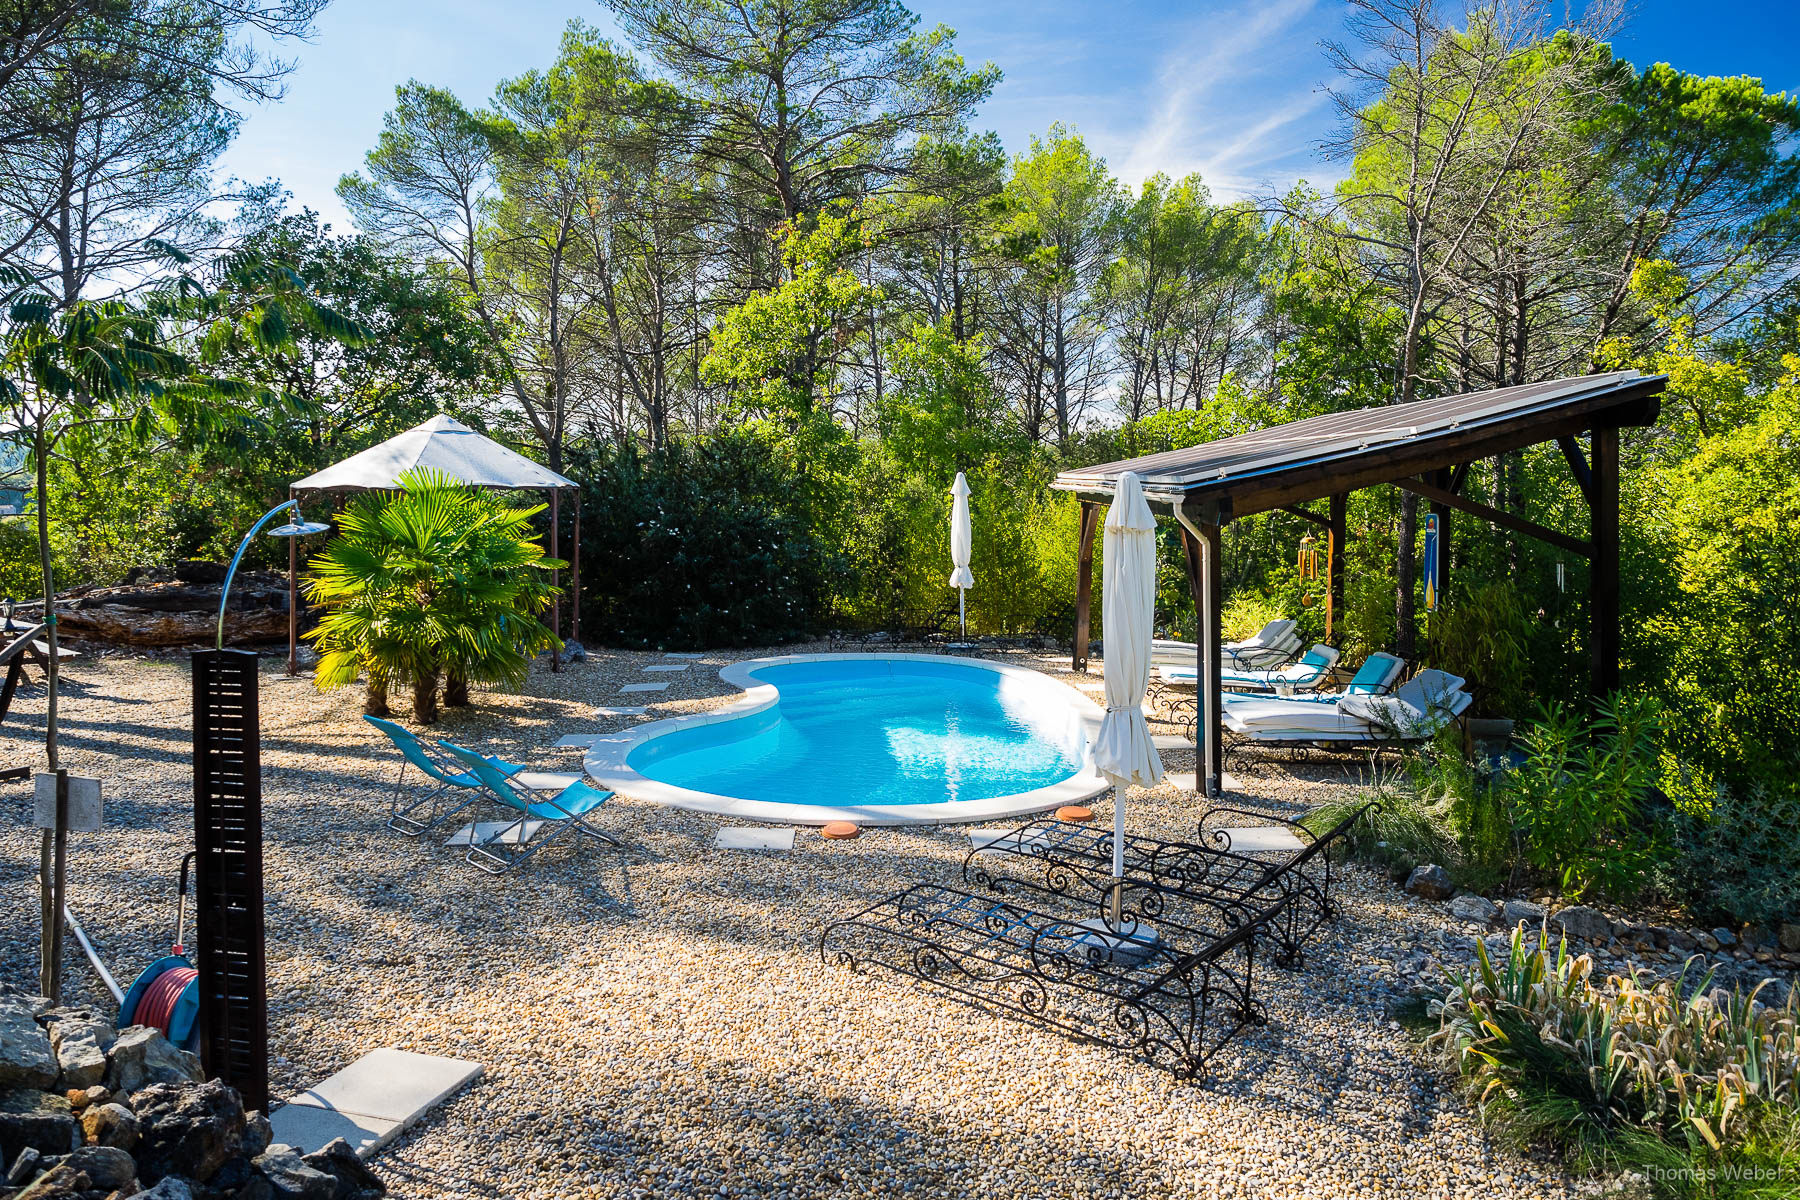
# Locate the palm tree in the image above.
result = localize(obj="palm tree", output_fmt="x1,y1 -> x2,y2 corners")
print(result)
305,468 -> 563,721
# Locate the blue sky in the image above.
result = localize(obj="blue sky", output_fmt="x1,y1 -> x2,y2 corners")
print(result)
217,0 -> 1800,231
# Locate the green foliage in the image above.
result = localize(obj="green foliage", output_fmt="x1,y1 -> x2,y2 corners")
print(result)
1510,695 -> 1666,900
305,469 -> 562,722
1426,579 -> 1534,717
1429,926 -> 1800,1184
0,520 -> 52,602
878,322 -> 1020,480
572,432 -> 831,649
1667,784 -> 1800,929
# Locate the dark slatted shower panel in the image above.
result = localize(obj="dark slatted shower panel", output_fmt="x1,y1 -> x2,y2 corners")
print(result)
190,649 -> 269,1113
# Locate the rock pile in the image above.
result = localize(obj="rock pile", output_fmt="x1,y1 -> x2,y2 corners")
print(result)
1397,864 -> 1800,983
0,986 -> 382,1200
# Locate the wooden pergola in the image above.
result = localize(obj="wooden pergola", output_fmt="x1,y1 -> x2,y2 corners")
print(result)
1051,369 -> 1668,798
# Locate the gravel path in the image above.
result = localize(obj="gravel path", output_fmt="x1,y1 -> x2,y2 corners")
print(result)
0,644 -> 1589,1200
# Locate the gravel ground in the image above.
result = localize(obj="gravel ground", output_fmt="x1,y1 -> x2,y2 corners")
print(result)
0,642 -> 1595,1200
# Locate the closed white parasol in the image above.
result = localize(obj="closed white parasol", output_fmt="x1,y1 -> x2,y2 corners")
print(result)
1091,470 -> 1165,936
948,472 -> 974,639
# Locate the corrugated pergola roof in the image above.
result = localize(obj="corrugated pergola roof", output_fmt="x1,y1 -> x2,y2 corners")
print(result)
1052,371 -> 1666,517
291,414 -> 576,492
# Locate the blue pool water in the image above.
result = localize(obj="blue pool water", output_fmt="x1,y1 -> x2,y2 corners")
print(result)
626,659 -> 1089,807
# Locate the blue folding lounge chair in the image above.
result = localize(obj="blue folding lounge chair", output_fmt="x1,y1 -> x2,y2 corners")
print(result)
363,715 -> 542,837
438,741 -> 622,874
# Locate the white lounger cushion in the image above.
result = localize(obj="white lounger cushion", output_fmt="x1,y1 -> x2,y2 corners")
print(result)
1223,668 -> 1470,739
1159,644 -> 1340,690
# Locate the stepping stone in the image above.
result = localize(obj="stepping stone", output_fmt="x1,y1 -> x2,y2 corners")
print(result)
271,1048 -> 483,1159
444,820 -> 543,846
643,663 -> 690,672
595,706 -> 649,717
620,682 -> 669,693
1215,825 -> 1307,853
663,652 -> 704,659
1151,734 -> 1192,751
553,734 -> 603,749
1073,680 -> 1105,692
714,827 -> 795,851
1165,771 -> 1198,790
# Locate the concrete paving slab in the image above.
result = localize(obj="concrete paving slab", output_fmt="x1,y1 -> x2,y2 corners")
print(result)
595,706 -> 649,717
643,663 -> 690,672
278,1049 -> 482,1162
663,652 -> 705,659
620,682 -> 669,693
714,826 -> 795,851
554,734 -> 603,749
1151,734 -> 1193,751
444,820 -> 542,846
268,1103 -> 400,1159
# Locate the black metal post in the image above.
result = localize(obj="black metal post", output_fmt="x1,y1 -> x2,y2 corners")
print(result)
46,769 -> 68,1003
191,649 -> 269,1113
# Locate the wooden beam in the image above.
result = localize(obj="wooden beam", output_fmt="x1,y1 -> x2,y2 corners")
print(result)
1591,428 -> 1620,696
1280,503 -> 1332,530
1393,476 -> 1592,558
1448,461 -> 1472,496
1558,435 -> 1594,504
1072,501 -> 1100,672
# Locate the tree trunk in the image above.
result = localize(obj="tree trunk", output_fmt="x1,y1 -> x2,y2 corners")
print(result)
445,671 -> 470,708
411,669 -> 439,724
34,423 -> 58,998
364,669 -> 391,718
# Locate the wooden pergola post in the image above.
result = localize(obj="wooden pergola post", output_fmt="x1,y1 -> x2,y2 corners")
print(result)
1071,501 -> 1101,672
1590,428 -> 1620,696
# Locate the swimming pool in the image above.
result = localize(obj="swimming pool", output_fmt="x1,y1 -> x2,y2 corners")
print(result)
584,654 -> 1108,825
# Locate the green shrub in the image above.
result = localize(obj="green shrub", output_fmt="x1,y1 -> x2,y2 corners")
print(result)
1429,926 -> 1800,1185
1666,783 -> 1800,928
0,519 -> 49,602
1511,694 -> 1666,900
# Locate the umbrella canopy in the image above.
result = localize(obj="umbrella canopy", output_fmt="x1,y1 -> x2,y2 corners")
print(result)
1090,471 -> 1164,879
290,414 -> 575,492
948,472 -> 975,589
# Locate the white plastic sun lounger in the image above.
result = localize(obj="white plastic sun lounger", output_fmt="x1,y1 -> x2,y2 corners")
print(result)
1159,643 -> 1342,693
1221,668 -> 1471,744
1149,619 -> 1301,672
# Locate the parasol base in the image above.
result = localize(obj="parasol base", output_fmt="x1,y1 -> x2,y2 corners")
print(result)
1070,917 -> 1161,968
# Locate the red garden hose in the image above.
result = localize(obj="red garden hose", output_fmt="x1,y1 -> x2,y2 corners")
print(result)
134,963 -> 197,1036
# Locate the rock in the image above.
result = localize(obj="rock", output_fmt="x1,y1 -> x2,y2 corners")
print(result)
1501,899 -> 1545,926
1780,924 -> 1800,953
12,1163 -> 92,1200
44,1009 -> 113,1091
252,1148 -> 337,1200
1669,928 -> 1699,951
1551,905 -> 1612,944
1699,932 -> 1721,952
1740,924 -> 1774,951
105,1028 -> 203,1096
0,991 -> 59,1091
65,1145 -> 137,1190
82,1102 -> 139,1150
302,1138 -> 385,1199
131,1080 -> 246,1185
0,1088 -> 80,1163
1447,895 -> 1500,926
7,1146 -> 41,1186
1404,864 -> 1454,901
233,1178 -> 274,1200
125,1179 -> 194,1200
559,640 -> 587,663
243,1112 -> 272,1159
1711,926 -> 1737,948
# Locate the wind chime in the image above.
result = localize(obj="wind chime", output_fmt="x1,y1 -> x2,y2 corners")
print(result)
1296,533 -> 1334,642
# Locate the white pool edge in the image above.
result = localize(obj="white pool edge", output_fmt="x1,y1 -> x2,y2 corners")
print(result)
582,652 -> 1110,826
